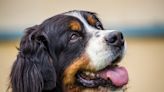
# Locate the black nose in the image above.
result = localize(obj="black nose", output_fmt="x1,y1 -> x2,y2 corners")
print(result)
105,31 -> 124,47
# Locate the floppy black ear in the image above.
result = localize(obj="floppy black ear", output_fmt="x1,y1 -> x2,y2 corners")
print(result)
9,25 -> 57,92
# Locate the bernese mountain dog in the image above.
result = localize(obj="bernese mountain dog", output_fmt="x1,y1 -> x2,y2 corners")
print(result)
9,10 -> 128,92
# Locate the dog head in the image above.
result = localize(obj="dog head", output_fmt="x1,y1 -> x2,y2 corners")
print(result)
10,10 -> 128,92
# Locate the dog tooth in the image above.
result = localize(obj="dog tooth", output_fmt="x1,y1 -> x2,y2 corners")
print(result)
96,74 -> 100,78
90,73 -> 95,77
84,71 -> 90,76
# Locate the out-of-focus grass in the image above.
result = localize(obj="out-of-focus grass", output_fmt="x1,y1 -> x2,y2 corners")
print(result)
121,38 -> 164,92
0,38 -> 164,92
0,40 -> 19,92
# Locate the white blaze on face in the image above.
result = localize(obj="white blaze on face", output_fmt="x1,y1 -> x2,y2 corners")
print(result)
86,30 -> 118,71
64,11 -> 122,71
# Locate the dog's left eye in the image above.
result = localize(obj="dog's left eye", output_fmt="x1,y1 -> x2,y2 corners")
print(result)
70,33 -> 81,43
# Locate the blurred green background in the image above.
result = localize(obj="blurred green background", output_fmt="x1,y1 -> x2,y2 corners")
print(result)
0,0 -> 164,92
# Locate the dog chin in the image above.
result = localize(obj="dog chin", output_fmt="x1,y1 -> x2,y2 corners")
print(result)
81,86 -> 127,92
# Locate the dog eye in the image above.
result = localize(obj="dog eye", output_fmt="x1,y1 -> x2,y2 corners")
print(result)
96,22 -> 103,30
70,33 -> 81,43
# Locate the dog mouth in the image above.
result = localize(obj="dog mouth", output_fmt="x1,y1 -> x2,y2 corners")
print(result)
76,57 -> 128,90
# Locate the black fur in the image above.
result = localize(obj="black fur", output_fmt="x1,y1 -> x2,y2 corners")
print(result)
9,25 -> 57,92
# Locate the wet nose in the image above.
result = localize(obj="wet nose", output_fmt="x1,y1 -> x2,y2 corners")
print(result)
105,31 -> 124,47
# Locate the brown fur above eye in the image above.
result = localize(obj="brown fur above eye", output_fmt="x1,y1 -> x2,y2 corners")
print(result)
87,15 -> 96,26
69,20 -> 81,31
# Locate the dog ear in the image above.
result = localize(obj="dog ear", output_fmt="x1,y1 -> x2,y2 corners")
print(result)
9,25 -> 57,92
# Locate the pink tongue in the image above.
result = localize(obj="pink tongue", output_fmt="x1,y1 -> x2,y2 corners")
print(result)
99,66 -> 128,87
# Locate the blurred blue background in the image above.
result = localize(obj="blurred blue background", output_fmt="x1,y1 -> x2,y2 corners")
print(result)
0,0 -> 164,40
0,0 -> 164,92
